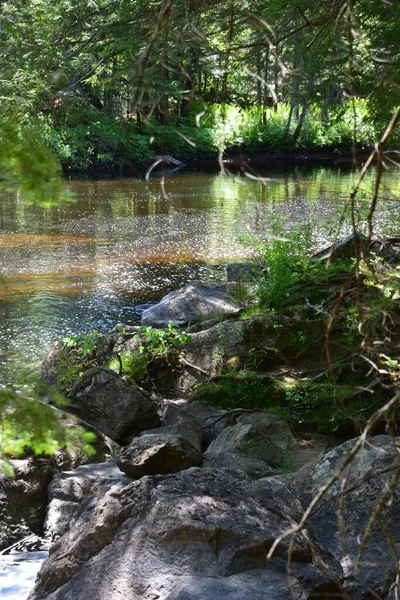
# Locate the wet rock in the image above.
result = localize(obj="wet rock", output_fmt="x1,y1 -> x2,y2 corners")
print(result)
67,367 -> 160,444
117,431 -> 203,477
203,411 -> 298,477
287,435 -> 400,597
29,468 -> 337,600
141,283 -> 241,328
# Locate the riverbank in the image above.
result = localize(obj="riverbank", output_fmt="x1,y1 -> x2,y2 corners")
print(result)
42,103 -> 381,175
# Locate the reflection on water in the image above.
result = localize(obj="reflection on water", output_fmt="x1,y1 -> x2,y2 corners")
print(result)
1,166 -> 399,387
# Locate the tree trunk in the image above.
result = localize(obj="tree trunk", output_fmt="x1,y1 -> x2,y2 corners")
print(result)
263,48 -> 270,123
291,104 -> 308,146
280,103 -> 294,148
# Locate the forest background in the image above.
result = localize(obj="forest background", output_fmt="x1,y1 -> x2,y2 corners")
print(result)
1,0 -> 400,174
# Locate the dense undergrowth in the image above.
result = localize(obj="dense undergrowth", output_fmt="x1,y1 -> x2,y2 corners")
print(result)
190,232 -> 400,435
40,101 -> 384,172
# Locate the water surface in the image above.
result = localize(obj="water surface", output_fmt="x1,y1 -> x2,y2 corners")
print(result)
1,166 -> 399,387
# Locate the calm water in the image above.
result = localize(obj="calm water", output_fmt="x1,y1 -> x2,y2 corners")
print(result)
1,165 -> 399,388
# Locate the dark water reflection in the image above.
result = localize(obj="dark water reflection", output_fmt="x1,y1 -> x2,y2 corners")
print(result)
1,166 -> 399,387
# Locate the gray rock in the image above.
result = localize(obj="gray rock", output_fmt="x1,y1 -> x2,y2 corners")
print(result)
203,411 -> 298,477
163,566 -> 342,600
161,403 -> 203,452
44,460 -> 129,542
313,232 -> 368,261
183,400 -> 233,447
288,435 -> 400,597
174,320 -> 249,393
141,283 -> 241,328
29,468 -> 336,600
0,443 -> 108,552
68,367 -> 160,444
117,432 -> 203,477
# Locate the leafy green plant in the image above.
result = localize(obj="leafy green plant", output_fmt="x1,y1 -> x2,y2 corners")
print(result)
192,370 -> 284,410
108,323 -> 192,385
0,387 -> 96,475
139,322 -> 191,360
63,330 -> 102,356
108,351 -> 149,384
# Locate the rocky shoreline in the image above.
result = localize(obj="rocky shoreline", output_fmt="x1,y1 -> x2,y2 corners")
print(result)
1,263 -> 400,599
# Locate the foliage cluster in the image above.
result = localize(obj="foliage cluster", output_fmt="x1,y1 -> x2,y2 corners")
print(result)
40,101 -> 384,171
0,387 -> 95,475
240,226 -> 354,312
192,368 -> 375,434
2,0 -> 399,170
108,322 -> 191,385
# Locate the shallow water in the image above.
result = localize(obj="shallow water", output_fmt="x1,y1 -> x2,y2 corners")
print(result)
0,552 -> 48,600
1,165 -> 399,387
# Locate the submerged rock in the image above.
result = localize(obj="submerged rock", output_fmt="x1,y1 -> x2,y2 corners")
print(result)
141,283 -> 241,328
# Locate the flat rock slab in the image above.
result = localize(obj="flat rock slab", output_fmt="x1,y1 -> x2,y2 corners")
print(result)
141,283 -> 241,327
29,468 -> 336,600
68,367 -> 160,444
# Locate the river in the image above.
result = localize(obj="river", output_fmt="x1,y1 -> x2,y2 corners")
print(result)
1,165 -> 399,390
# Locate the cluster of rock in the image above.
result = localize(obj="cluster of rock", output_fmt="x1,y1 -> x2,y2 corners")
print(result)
2,281 -> 400,599
23,388 -> 400,600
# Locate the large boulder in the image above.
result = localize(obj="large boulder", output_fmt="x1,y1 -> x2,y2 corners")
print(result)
287,435 -> 400,598
182,399 -> 233,448
44,460 -> 129,542
141,283 -> 241,328
67,367 -> 160,444
29,468 -> 338,600
161,403 -> 203,452
203,411 -> 298,477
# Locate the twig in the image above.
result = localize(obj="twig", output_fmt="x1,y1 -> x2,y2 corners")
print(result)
267,391 -> 400,560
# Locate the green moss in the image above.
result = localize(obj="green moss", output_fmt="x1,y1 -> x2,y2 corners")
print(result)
192,368 -> 385,434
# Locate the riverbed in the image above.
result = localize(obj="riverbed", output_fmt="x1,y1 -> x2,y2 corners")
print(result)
1,165 -> 399,389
